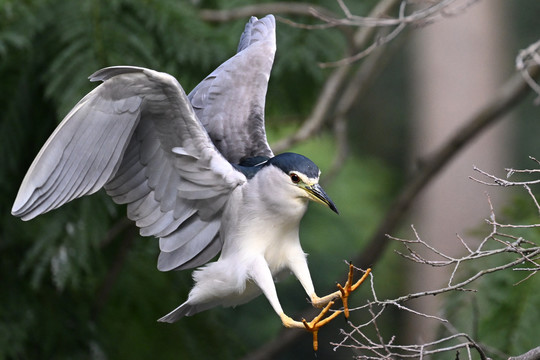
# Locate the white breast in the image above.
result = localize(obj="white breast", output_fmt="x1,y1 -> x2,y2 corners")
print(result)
219,166 -> 309,274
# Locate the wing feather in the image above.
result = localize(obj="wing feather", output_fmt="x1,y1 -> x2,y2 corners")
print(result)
12,65 -> 246,271
157,217 -> 222,271
12,88 -> 142,220
13,14 -> 277,272
159,214 -> 208,252
188,15 -> 275,163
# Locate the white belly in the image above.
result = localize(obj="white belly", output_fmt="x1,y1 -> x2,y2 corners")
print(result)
186,182 -> 308,308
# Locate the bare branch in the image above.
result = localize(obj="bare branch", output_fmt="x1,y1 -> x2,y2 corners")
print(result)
319,2 -> 407,68
310,0 -> 479,28
516,39 -> 540,104
272,0 -> 402,153
333,160 -> 540,359
311,0 -> 481,67
472,157 -> 540,217
353,62 -> 540,271
199,3 -> 336,22
271,64 -> 350,153
324,25 -> 395,182
509,346 -> 540,360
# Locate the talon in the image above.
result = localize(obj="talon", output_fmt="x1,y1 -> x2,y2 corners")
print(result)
337,264 -> 371,319
301,301 -> 342,351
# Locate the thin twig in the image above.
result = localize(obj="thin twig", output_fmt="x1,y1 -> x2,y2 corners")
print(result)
334,160 -> 540,359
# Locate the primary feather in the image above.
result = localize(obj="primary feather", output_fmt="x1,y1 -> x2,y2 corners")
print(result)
188,15 -> 275,163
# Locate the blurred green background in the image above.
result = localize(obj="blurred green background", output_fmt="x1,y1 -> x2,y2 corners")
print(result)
1,0 -> 540,359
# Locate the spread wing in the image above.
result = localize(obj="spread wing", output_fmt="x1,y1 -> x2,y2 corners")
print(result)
12,66 -> 246,271
188,15 -> 275,164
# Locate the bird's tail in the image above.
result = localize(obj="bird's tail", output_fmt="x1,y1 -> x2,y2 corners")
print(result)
158,302 -> 191,323
157,301 -> 212,323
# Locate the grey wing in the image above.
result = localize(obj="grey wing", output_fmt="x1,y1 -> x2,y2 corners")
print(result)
12,66 -> 246,271
188,15 -> 275,164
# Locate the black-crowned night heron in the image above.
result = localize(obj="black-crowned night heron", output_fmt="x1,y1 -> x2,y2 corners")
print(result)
12,15 -> 368,344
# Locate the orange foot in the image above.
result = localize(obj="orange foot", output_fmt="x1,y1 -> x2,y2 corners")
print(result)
337,264 -> 371,319
302,301 -> 342,351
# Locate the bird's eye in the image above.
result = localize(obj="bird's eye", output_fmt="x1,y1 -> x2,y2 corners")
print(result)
290,173 -> 300,184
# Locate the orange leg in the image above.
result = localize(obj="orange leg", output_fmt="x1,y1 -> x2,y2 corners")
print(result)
337,264 -> 372,319
301,301 -> 342,351
284,264 -> 371,351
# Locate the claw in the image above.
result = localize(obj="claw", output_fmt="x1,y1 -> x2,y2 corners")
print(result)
302,301 -> 342,351
337,264 -> 371,319
282,264 -> 371,351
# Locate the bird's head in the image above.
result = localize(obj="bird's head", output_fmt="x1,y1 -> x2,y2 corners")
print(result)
265,153 -> 339,214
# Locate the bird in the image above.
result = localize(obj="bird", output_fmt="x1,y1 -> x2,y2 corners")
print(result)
11,14 -> 366,339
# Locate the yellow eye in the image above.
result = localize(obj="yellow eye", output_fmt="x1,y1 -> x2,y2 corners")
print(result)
290,173 -> 300,184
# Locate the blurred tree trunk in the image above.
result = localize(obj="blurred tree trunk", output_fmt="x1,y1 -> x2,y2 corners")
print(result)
408,0 -> 511,342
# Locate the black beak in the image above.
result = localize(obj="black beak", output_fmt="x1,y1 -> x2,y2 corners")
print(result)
305,183 -> 339,214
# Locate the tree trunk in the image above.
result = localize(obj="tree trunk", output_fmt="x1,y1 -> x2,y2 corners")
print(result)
408,0 -> 511,343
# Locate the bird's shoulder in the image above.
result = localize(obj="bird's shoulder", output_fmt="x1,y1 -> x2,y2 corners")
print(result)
232,156 -> 271,179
